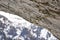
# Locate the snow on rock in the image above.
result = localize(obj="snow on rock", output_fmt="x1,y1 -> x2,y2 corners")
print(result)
0,11 -> 58,40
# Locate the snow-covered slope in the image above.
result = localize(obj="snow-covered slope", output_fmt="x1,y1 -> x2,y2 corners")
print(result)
0,11 -> 58,40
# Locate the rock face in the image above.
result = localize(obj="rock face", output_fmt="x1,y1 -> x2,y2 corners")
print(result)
0,11 -> 58,40
0,0 -> 60,39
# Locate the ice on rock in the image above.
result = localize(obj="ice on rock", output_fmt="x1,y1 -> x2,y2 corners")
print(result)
0,11 -> 58,40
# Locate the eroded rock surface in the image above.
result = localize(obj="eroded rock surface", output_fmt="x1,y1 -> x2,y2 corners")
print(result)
0,0 -> 60,39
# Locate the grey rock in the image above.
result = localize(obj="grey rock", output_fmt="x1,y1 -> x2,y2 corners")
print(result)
0,0 -> 60,39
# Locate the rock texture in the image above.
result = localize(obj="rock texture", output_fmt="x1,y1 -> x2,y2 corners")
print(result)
0,0 -> 60,39
0,11 -> 58,40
